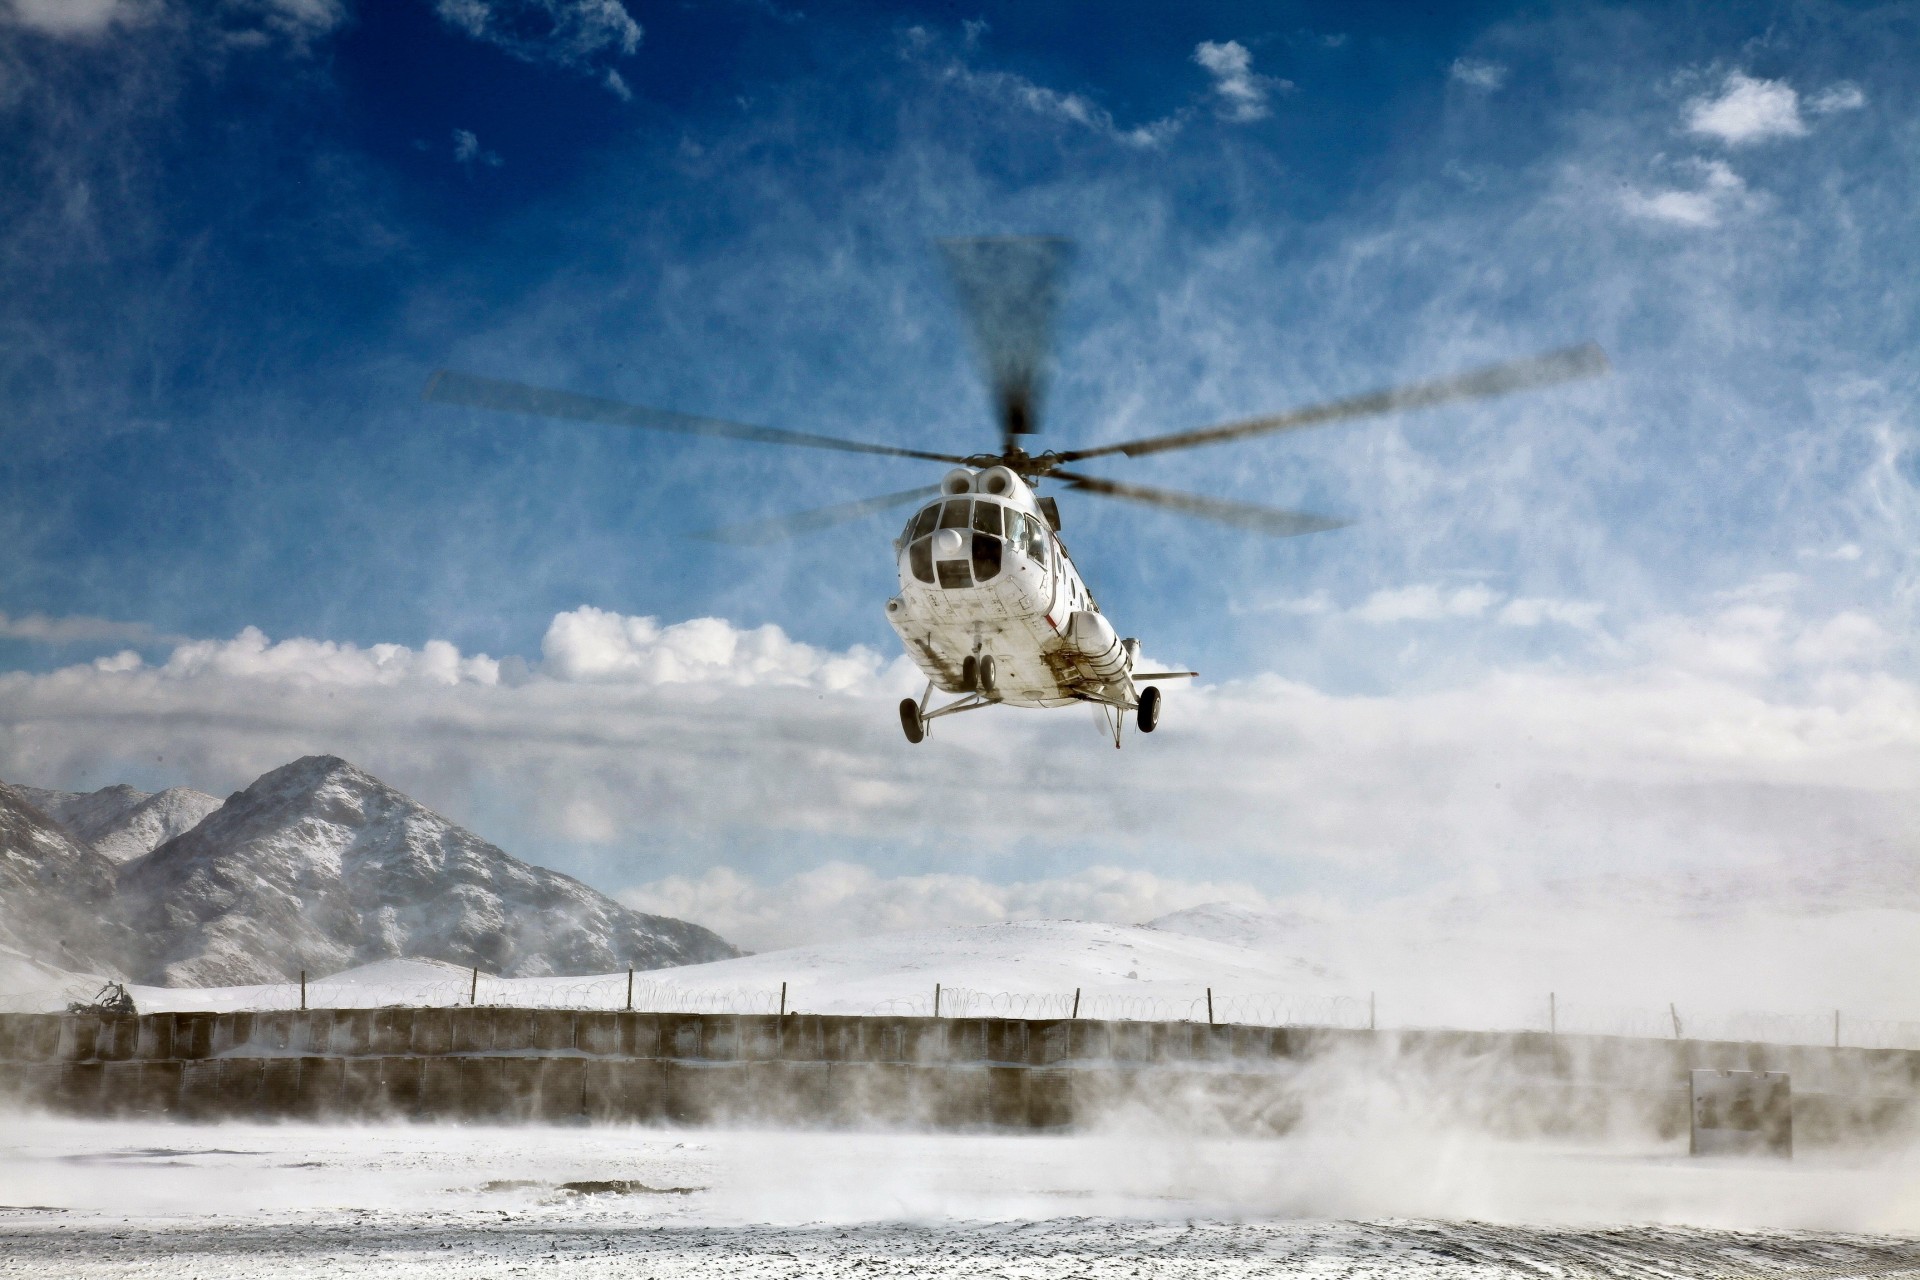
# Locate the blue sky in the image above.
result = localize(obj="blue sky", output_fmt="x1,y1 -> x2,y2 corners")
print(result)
4,0 -> 1920,946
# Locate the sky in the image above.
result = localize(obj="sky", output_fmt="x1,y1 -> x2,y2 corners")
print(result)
3,0 -> 1920,954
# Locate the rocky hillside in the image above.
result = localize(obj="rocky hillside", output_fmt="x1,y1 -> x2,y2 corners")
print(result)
18,782 -> 222,863
0,782 -> 127,974
114,755 -> 737,987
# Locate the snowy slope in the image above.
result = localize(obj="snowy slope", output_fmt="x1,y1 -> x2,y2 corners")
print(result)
645,918 -> 1334,1018
115,755 -> 737,987
16,781 -> 223,862
0,782 -> 126,975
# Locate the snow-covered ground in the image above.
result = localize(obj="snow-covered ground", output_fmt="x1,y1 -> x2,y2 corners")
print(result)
4,1115 -> 1920,1276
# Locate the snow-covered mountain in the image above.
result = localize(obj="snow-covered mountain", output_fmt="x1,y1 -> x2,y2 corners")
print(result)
0,781 -> 127,975
18,782 -> 222,863
115,755 -> 738,987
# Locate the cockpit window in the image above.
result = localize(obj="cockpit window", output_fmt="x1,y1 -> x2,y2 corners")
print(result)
938,499 -> 971,530
909,538 -> 934,584
971,531 -> 1002,582
1029,527 -> 1048,566
908,505 -> 940,542
972,501 -> 1003,536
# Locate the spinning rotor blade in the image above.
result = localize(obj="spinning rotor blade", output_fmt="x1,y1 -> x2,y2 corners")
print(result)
424,371 -> 968,464
691,484 -> 943,546
1052,469 -> 1349,538
938,236 -> 1072,452
1055,342 -> 1610,464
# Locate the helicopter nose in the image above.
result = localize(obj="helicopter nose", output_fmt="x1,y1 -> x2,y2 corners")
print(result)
932,528 -> 966,558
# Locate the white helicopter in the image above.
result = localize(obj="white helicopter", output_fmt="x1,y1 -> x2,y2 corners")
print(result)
425,238 -> 1607,747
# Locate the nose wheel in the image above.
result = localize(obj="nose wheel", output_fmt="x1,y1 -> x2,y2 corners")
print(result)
899,698 -> 924,744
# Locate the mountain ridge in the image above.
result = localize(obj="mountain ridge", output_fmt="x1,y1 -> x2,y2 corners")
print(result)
0,755 -> 736,989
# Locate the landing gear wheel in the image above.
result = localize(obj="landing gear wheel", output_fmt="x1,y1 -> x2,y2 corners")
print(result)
977,654 -> 997,693
899,698 -> 925,744
1137,685 -> 1161,733
961,655 -> 978,692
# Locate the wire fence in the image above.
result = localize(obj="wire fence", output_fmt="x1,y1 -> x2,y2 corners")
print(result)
17,972 -> 1920,1052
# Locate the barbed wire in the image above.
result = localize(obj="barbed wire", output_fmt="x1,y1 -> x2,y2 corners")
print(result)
10,974 -> 1920,1052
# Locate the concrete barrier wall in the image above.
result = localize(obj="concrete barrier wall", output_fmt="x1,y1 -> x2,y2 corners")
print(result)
2,1010 -> 1914,1139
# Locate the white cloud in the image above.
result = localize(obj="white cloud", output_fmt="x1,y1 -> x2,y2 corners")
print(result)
4,594 -> 1918,941
1621,157 -> 1751,228
1193,40 -> 1288,122
540,606 -> 884,688
157,625 -> 503,687
1685,71 -> 1806,145
1807,82 -> 1866,115
433,0 -> 640,90
622,862 -> 1270,952
1449,58 -> 1507,91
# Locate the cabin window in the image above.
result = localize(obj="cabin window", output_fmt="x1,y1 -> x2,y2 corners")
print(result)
972,501 -> 1003,536
971,531 -> 1002,582
937,559 -> 972,589
908,505 -> 940,542
909,538 -> 934,584
938,499 -> 971,530
1005,511 -> 1027,551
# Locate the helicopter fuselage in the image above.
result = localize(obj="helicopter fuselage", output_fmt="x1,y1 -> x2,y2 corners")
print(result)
885,466 -> 1135,710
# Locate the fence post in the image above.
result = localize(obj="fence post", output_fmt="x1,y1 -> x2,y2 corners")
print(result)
299,970 -> 306,1012
1206,987 -> 1214,1026
470,966 -> 478,1007
780,982 -> 787,1017
1071,987 -> 1080,1019
934,983 -> 941,1018
1834,1009 -> 1840,1048
626,967 -> 633,1012
1550,991 -> 1556,1037
1369,991 -> 1375,1031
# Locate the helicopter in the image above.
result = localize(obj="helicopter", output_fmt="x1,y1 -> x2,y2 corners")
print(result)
424,238 -> 1608,748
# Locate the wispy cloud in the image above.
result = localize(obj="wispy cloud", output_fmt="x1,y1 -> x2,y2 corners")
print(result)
1193,40 -> 1288,122
1251,585 -> 1602,630
0,0 -> 144,36
1807,82 -> 1866,116
432,0 -> 640,92
452,127 -> 503,169
0,612 -> 184,646
1620,157 -> 1753,228
906,26 -> 1185,147
1449,57 -> 1507,91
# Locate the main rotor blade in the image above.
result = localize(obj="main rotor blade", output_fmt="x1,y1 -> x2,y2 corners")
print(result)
691,484 -> 943,547
1055,342 -> 1610,464
424,371 -> 968,465
1052,469 -> 1350,538
937,236 -> 1073,452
